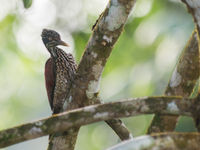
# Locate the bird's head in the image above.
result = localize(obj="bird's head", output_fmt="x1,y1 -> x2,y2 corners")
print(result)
41,29 -> 69,55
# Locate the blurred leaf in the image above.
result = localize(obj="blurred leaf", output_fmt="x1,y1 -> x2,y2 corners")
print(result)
0,0 -> 197,149
23,0 -> 32,9
73,32 -> 90,62
175,116 -> 197,132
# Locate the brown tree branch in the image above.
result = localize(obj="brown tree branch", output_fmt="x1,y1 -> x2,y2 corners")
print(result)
181,0 -> 200,35
148,30 -> 199,133
105,119 -> 133,140
107,132 -> 200,150
0,96 -> 199,148
165,30 -> 199,97
181,0 -> 200,132
47,0 -> 137,149
66,0 -> 136,108
96,98 -> 133,140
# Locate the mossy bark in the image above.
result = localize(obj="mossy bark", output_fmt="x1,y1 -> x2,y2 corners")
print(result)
181,0 -> 200,132
48,0 -> 136,149
148,30 -> 199,133
1,96 -> 200,148
108,133 -> 200,150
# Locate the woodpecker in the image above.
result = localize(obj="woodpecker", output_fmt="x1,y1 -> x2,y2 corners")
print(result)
41,29 -> 77,114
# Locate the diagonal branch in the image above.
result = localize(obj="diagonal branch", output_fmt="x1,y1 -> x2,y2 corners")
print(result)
165,30 -> 199,97
181,0 -> 200,36
0,96 -> 199,148
48,0 -> 137,149
107,132 -> 200,150
181,0 -> 200,131
66,0 -> 136,108
148,30 -> 199,133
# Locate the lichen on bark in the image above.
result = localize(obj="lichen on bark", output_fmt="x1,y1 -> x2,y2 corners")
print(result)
48,0 -> 136,149
107,133 -> 200,150
148,30 -> 199,133
0,96 -> 199,148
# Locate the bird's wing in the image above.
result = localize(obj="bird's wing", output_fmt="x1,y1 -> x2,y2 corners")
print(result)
51,50 -> 77,114
45,58 -> 55,110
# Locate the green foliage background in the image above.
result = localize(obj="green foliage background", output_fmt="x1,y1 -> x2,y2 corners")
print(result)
0,0 -> 197,149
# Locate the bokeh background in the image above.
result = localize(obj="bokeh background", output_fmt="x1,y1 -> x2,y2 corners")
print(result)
0,0 -> 197,149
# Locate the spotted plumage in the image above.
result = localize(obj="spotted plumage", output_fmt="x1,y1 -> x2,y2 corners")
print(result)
42,29 -> 77,114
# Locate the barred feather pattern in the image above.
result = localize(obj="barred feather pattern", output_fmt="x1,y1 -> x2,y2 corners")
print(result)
53,48 -> 77,114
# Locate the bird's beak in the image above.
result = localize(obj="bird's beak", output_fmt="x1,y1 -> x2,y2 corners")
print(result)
59,40 -> 69,47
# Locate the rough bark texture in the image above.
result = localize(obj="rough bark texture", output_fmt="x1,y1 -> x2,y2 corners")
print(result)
65,0 -> 136,108
47,128 -> 79,150
48,0 -> 135,150
48,0 -> 137,149
181,0 -> 200,35
96,98 -> 133,140
3,1 -> 200,149
107,132 -> 200,150
148,30 -> 199,133
105,119 -> 133,140
1,96 -> 200,148
165,31 -> 199,97
181,0 -> 200,132
194,93 -> 200,131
